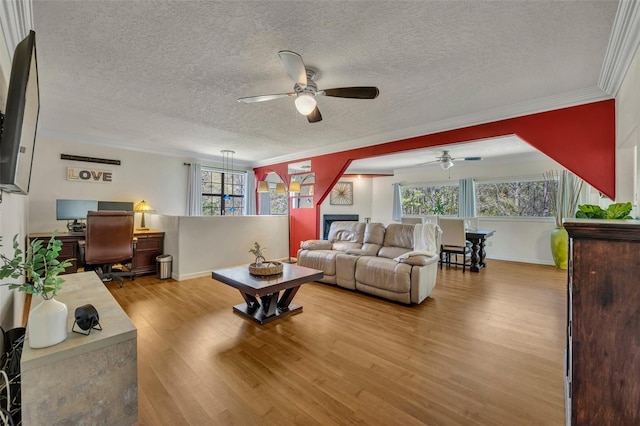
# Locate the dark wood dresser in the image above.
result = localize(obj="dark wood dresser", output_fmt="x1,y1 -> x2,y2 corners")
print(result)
564,219 -> 640,425
29,230 -> 164,277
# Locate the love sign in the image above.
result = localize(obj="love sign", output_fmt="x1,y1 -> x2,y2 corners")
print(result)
67,167 -> 113,183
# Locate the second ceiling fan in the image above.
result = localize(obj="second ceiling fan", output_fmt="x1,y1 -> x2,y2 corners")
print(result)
238,51 -> 379,123
423,150 -> 483,170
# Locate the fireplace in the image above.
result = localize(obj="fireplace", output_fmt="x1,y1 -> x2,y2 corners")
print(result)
323,214 -> 359,239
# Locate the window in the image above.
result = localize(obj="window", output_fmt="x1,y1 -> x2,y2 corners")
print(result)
401,184 -> 458,216
476,178 -> 557,217
201,168 -> 245,215
268,185 -> 288,215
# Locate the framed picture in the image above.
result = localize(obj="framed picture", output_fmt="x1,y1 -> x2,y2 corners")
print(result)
330,181 -> 353,205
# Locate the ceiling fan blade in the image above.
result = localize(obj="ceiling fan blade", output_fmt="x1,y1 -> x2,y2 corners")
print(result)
462,156 -> 483,161
321,87 -> 380,99
307,106 -> 322,123
238,93 -> 294,104
278,50 -> 307,86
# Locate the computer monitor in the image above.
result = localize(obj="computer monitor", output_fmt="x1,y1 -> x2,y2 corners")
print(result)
56,199 -> 98,233
98,201 -> 134,211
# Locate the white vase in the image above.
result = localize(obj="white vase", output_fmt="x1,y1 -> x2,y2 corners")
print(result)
28,297 -> 68,348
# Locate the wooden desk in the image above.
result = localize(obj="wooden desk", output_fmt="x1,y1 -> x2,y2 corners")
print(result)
465,229 -> 495,272
29,229 -> 164,276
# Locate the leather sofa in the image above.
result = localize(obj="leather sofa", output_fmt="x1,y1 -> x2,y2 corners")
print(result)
297,221 -> 441,304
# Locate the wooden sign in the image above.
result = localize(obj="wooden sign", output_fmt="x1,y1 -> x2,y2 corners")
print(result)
67,167 -> 113,183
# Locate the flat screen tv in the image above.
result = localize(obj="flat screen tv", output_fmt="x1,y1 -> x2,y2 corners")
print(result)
0,30 -> 40,194
56,199 -> 98,233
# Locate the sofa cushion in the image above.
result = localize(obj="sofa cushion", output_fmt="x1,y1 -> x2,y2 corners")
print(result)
355,256 -> 412,294
327,221 -> 366,252
362,222 -> 385,254
297,250 -> 338,276
377,223 -> 414,259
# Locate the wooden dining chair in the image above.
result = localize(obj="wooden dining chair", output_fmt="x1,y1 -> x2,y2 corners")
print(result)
438,218 -> 472,273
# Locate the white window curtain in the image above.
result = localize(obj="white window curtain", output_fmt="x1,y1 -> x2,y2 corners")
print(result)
458,177 -> 477,217
258,191 -> 271,215
187,163 -> 202,216
243,170 -> 256,215
392,183 -> 402,221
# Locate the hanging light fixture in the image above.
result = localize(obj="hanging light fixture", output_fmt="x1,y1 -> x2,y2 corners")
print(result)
289,180 -> 301,193
275,182 -> 287,194
294,93 -> 317,115
440,158 -> 454,170
257,180 -> 269,192
221,150 -> 236,213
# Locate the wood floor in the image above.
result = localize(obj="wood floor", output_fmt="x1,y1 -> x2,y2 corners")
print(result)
107,260 -> 567,426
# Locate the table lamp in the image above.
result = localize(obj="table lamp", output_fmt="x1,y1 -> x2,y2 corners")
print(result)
134,200 -> 154,230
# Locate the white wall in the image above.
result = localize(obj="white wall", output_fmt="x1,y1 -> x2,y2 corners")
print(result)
617,42 -> 640,208
320,176 -> 373,236
371,156 -> 565,264
160,215 -> 288,280
28,137 -> 188,232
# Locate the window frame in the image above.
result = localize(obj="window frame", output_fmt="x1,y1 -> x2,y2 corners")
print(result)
400,181 -> 459,217
200,167 -> 246,216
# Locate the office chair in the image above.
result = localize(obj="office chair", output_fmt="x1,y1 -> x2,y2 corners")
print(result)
438,218 -> 472,273
80,211 -> 135,287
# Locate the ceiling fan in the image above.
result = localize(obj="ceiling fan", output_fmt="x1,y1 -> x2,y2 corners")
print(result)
423,150 -> 483,170
237,50 -> 379,123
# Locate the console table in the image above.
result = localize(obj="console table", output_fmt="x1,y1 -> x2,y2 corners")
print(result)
21,272 -> 137,425
29,229 -> 164,276
465,229 -> 495,272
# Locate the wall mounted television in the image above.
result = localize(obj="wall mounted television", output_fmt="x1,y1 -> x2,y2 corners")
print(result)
0,30 -> 40,194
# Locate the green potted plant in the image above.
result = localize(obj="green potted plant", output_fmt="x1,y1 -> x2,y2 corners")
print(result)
248,241 -> 266,266
0,232 -> 73,348
575,202 -> 633,219
544,170 -> 584,269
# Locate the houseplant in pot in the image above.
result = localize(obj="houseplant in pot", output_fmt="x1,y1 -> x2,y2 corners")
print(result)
0,232 -> 73,348
544,170 -> 583,269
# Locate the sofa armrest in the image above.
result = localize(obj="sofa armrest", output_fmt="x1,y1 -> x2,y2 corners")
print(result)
402,254 -> 439,266
300,240 -> 333,250
410,260 -> 439,303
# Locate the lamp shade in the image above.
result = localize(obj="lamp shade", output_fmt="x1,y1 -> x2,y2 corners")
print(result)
134,200 -> 154,230
289,181 -> 301,193
294,93 -> 317,115
275,183 -> 287,194
257,181 -> 269,192
134,200 -> 154,212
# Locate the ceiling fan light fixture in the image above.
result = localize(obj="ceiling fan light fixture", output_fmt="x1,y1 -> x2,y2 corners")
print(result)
440,159 -> 454,170
295,93 -> 317,115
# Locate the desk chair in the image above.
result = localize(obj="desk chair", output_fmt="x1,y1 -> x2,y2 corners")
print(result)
438,218 -> 471,273
80,211 -> 135,287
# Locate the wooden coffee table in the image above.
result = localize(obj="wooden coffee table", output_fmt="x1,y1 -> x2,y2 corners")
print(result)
211,263 -> 323,325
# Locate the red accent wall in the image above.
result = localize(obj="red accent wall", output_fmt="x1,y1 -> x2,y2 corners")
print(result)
254,100 -> 616,258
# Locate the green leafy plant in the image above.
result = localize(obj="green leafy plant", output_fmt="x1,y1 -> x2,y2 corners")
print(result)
575,202 -> 633,219
431,199 -> 445,215
0,232 -> 73,300
248,241 -> 266,264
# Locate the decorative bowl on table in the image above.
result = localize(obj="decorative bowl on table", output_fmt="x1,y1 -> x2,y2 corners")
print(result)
248,261 -> 283,276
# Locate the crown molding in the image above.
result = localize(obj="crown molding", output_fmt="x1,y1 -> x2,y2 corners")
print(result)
0,0 -> 33,59
598,0 -> 640,96
252,87 -> 611,168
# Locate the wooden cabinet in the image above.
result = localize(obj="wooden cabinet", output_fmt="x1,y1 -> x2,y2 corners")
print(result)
29,230 -> 165,277
131,231 -> 164,275
565,220 -> 640,426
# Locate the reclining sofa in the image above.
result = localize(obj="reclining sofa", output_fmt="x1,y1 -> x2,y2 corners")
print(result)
297,221 -> 441,304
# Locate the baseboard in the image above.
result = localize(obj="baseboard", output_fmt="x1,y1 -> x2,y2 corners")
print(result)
173,270 -> 212,281
485,255 -> 555,266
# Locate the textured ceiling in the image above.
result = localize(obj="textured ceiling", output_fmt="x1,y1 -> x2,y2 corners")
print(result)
31,1 -> 618,169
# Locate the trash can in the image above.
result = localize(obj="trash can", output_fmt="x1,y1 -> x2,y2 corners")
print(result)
156,254 -> 172,279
